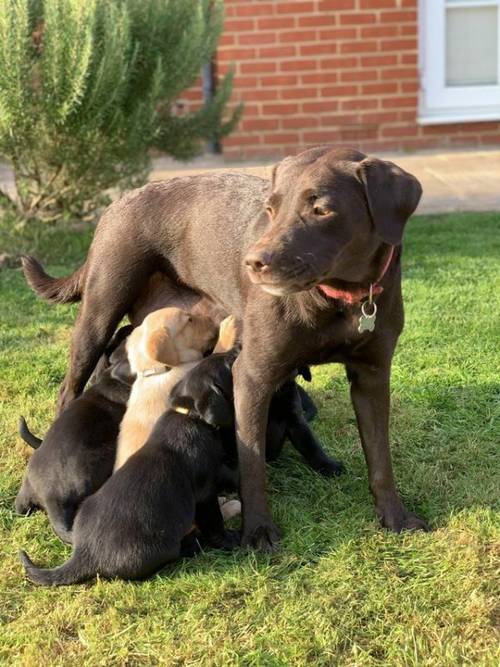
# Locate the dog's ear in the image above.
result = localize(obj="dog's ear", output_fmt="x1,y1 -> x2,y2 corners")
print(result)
145,328 -> 179,366
110,357 -> 135,385
356,157 -> 422,245
196,384 -> 234,428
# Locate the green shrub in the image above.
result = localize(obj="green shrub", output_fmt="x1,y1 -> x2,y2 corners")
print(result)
0,0 -> 240,221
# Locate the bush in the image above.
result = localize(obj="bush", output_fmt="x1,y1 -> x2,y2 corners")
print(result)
0,0 -> 240,221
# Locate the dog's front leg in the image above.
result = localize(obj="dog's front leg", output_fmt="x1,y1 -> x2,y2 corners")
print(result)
346,360 -> 428,532
232,355 -> 281,552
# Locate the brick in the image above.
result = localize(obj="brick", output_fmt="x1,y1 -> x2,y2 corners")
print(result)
241,89 -> 278,101
381,67 -> 417,80
361,82 -> 398,95
302,101 -> 339,113
361,25 -> 399,38
341,70 -> 378,82
257,17 -> 295,30
340,13 -> 376,25
261,74 -> 298,87
361,54 -> 397,66
298,15 -> 336,28
233,76 -> 259,89
281,87 -> 318,99
262,103 -> 300,115
235,3 -> 276,17
280,30 -> 317,43
280,59 -> 317,71
302,130 -> 340,142
240,61 -> 277,74
400,53 -> 417,65
322,84 -> 359,96
382,10 -> 417,23
241,118 -> 280,131
224,19 -> 254,32
224,134 -> 262,147
401,81 -> 419,93
219,35 -> 236,47
360,0 -> 399,7
318,28 -> 357,40
318,0 -> 355,9
381,125 -> 415,138
381,95 -> 417,108
282,116 -> 320,129
341,98 -> 379,110
300,44 -> 337,56
319,113 -> 361,126
380,38 -> 417,51
259,46 -> 296,58
218,48 -> 256,62
238,32 -> 277,46
276,2 -> 316,14
265,132 -> 301,144
301,72 -> 338,84
340,41 -> 378,54
340,126 -> 378,140
320,56 -> 358,69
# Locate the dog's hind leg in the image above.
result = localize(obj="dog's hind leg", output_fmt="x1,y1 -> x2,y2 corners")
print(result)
15,478 -> 38,515
59,259 -> 160,411
45,498 -> 76,544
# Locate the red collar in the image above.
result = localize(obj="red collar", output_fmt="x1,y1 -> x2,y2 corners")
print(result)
318,245 -> 396,305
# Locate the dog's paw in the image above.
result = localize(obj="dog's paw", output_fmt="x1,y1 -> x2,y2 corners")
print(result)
242,520 -> 281,553
220,529 -> 241,551
310,455 -> 345,478
377,502 -> 429,533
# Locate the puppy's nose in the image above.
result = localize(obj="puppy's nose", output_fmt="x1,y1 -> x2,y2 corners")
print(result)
245,250 -> 274,274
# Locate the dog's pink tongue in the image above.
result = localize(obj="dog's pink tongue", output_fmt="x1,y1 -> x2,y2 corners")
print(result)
318,283 -> 383,304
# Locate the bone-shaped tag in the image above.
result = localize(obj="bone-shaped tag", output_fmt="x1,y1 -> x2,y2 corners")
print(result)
358,301 -> 377,334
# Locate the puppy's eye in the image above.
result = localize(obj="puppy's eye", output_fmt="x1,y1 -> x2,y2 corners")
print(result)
313,205 -> 332,217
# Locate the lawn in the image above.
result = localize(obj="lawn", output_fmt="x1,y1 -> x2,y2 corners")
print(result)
0,212 -> 499,666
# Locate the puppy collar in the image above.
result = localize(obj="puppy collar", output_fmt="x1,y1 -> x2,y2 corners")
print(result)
318,245 -> 395,305
139,365 -> 170,378
173,406 -> 189,415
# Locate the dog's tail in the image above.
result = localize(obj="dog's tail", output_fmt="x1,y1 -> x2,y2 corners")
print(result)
18,416 -> 42,449
21,255 -> 86,304
20,548 -> 95,586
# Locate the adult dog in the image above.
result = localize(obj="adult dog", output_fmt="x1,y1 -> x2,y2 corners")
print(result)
22,147 -> 427,550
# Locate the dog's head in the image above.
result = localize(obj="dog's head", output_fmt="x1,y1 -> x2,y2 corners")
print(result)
245,147 -> 422,296
169,352 -> 236,428
126,307 -> 218,375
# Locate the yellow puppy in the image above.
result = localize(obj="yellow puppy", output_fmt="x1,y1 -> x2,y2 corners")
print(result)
113,307 -> 217,471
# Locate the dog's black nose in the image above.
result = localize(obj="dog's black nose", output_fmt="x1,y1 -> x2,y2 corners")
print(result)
245,251 -> 273,274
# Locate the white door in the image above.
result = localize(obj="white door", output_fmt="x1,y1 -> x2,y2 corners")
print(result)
420,0 -> 500,124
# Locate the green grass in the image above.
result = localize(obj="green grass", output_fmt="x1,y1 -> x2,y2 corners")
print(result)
0,212 -> 499,666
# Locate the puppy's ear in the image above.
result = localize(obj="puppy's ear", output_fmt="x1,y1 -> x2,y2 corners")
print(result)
197,385 -> 234,428
146,328 -> 179,366
110,357 -> 135,385
356,157 -> 422,245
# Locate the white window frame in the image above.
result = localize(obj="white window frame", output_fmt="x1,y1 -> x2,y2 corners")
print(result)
419,0 -> 500,125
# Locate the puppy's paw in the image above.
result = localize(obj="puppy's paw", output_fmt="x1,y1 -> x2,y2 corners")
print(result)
219,498 -> 242,521
377,501 -> 429,533
220,529 -> 241,551
310,455 -> 345,478
242,519 -> 281,553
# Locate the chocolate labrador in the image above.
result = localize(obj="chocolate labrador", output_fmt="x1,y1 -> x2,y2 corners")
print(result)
22,146 -> 427,550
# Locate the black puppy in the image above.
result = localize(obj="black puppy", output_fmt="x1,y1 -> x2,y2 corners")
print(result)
15,326 -> 134,543
169,351 -> 343,480
21,372 -> 238,585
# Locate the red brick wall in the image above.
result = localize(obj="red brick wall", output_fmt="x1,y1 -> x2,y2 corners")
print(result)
183,0 -> 500,159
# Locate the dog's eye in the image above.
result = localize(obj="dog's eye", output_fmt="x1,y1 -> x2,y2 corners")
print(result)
313,205 -> 331,217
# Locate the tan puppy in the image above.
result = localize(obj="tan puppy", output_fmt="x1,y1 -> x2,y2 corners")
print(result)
113,307 -> 217,470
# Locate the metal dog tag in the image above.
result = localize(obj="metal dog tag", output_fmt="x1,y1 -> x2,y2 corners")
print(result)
358,300 -> 377,334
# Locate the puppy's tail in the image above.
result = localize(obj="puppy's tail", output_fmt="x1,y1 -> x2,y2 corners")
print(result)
21,255 -> 86,304
20,548 -> 95,586
18,416 -> 42,449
